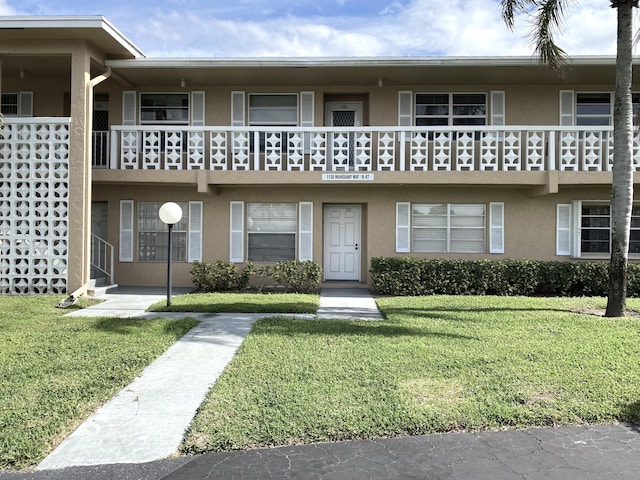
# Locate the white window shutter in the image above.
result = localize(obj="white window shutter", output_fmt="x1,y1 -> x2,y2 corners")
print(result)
231,91 -> 245,126
489,202 -> 505,254
188,201 -> 203,262
119,200 -> 134,262
298,202 -> 313,261
191,91 -> 205,126
572,200 -> 582,257
398,91 -> 413,126
560,90 -> 575,126
300,91 -> 314,154
300,91 -> 314,127
490,91 -> 505,126
556,204 -> 572,256
230,201 -> 244,262
122,91 -> 137,125
18,91 -> 33,117
396,202 -> 411,252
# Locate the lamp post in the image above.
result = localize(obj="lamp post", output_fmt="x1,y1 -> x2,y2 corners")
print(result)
159,202 -> 183,307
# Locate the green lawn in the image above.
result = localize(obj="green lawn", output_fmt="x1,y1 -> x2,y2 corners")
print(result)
0,296 -> 198,470
148,292 -> 319,314
181,295 -> 640,454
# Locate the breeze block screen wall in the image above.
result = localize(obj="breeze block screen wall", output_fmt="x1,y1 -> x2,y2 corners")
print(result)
0,119 -> 70,294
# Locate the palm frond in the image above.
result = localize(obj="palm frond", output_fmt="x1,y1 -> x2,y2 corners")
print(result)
531,0 -> 570,71
500,0 -> 537,29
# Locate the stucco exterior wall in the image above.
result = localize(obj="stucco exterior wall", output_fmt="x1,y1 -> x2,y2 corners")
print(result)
91,182 -> 617,288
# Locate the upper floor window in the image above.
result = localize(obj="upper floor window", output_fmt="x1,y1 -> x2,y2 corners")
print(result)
1,92 -> 33,117
140,93 -> 189,124
574,92 -> 640,126
575,93 -> 612,126
248,94 -> 298,126
1,93 -> 19,116
415,93 -> 486,127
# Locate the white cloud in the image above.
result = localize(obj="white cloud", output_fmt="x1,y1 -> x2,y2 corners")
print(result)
0,0 -> 19,15
88,0 -> 624,58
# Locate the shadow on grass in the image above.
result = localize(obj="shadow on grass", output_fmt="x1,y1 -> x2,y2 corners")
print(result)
91,317 -> 197,336
379,305 -> 575,323
153,302 -> 317,314
252,316 -> 477,340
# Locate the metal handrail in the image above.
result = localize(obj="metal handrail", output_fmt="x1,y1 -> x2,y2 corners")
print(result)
90,233 -> 115,285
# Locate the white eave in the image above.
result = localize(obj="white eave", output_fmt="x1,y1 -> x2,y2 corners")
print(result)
0,15 -> 146,59
105,55 -> 624,69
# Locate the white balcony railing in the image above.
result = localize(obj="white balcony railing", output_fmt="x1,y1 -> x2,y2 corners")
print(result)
103,125 -> 640,173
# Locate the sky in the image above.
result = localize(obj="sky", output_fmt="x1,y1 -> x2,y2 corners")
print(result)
0,0 -> 625,58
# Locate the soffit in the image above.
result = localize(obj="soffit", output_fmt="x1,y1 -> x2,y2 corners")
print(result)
0,17 -> 145,59
104,57 -> 627,88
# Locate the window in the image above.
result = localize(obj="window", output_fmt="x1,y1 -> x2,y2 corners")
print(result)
229,201 -> 313,263
412,203 -> 485,253
580,203 -> 640,255
140,93 -> 189,124
1,93 -> 18,116
557,201 -> 640,257
137,202 -> 189,262
575,93 -> 612,126
1,92 -> 33,117
248,94 -> 298,126
574,92 -> 640,126
415,93 -> 486,127
247,203 -> 297,261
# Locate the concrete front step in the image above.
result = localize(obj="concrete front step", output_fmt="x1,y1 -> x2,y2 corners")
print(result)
87,283 -> 119,297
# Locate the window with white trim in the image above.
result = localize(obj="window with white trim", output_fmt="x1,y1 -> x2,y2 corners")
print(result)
397,202 -> 503,254
415,93 -> 486,127
229,201 -> 313,263
248,94 -> 298,126
413,203 -> 485,253
247,203 -> 297,261
573,92 -> 640,126
140,93 -> 189,124
556,201 -> 640,257
1,92 -> 33,117
138,202 -> 189,262
1,93 -> 19,116
580,203 -> 640,255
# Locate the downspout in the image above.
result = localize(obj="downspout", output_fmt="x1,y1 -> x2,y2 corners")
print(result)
58,66 -> 112,308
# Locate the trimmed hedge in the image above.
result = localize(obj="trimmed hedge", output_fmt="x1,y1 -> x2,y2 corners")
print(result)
370,257 -> 640,297
191,260 -> 322,293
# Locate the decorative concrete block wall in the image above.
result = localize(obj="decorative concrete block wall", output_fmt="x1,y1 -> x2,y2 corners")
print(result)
0,119 -> 70,294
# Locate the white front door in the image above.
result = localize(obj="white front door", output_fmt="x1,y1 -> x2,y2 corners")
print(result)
324,205 -> 361,281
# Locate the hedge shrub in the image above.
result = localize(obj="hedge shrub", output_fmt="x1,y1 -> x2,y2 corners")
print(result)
190,260 -> 322,293
370,257 -> 640,297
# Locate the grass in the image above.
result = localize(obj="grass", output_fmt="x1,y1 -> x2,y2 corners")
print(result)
181,295 -> 640,454
0,296 -> 198,470
148,291 -> 319,314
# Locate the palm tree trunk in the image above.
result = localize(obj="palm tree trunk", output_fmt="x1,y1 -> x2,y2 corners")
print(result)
606,1 -> 635,317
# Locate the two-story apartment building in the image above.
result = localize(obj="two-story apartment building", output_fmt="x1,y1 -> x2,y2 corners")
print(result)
1,16 -> 639,295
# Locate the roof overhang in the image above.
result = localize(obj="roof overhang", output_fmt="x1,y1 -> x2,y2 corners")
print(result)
0,16 -> 146,59
104,55 -> 633,88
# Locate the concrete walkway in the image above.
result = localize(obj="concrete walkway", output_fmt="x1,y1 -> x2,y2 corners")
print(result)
37,287 -> 380,470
